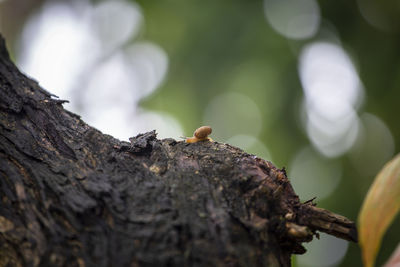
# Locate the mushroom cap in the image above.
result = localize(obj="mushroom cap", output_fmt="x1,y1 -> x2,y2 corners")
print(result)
194,126 -> 212,139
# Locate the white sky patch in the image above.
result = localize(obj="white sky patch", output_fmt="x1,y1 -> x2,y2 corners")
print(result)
17,0 -> 179,141
125,42 -> 169,99
90,0 -> 143,52
298,42 -> 364,157
18,1 -> 98,100
82,51 -> 138,121
81,42 -> 169,140
299,43 -> 362,111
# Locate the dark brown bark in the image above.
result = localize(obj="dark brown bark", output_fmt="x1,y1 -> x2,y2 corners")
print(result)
0,34 -> 357,267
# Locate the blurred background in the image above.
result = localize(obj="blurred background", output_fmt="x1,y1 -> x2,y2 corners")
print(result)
1,0 -> 399,266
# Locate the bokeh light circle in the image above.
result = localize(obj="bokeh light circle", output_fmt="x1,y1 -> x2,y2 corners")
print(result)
203,92 -> 262,141
289,146 -> 342,201
296,233 -> 349,267
264,0 -> 320,39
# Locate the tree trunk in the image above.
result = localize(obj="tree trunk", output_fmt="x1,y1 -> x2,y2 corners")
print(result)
0,34 -> 357,267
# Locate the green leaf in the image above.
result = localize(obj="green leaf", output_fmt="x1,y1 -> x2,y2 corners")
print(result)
358,153 -> 400,267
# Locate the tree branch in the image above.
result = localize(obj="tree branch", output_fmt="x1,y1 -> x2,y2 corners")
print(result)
0,34 -> 356,267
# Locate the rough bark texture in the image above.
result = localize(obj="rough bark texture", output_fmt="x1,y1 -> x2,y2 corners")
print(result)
0,34 -> 357,267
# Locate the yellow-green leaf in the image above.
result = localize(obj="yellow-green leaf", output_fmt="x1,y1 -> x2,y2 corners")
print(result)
358,153 -> 400,267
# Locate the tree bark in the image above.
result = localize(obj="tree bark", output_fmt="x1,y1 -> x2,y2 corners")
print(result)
0,34 -> 357,267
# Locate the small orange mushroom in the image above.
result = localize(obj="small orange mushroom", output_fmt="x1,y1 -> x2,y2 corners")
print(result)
186,126 -> 213,143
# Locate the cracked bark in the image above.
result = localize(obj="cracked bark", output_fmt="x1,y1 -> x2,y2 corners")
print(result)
0,34 -> 357,267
